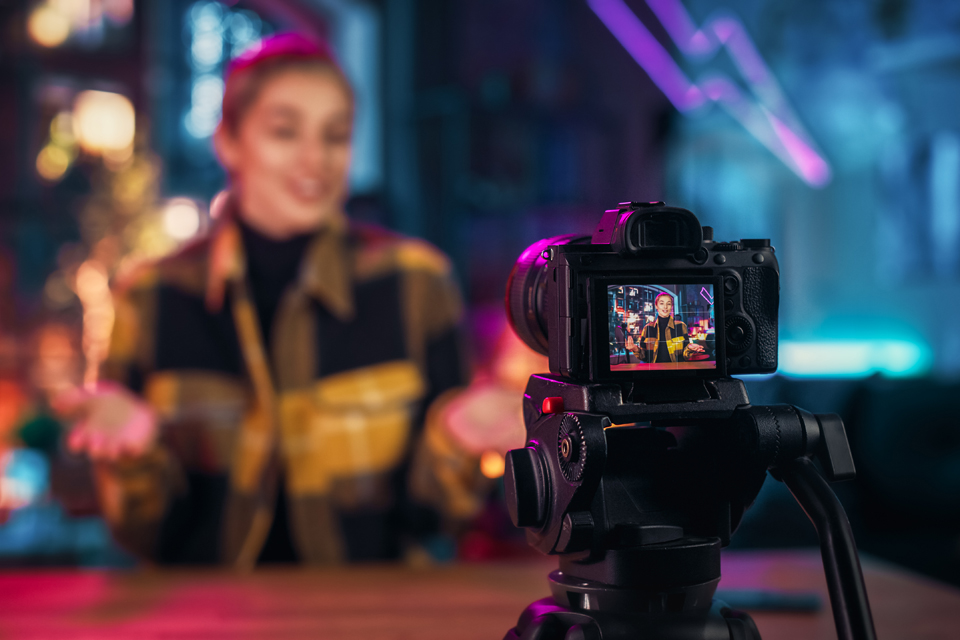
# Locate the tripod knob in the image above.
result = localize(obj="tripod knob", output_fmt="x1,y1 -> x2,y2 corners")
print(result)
814,413 -> 856,482
505,447 -> 548,528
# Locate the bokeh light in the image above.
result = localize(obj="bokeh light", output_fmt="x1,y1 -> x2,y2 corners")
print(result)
162,198 -> 202,240
73,90 -> 136,157
51,0 -> 94,28
184,75 -> 224,138
43,271 -> 76,309
0,380 -> 27,442
36,144 -> 72,182
27,5 -> 71,48
480,450 -> 505,479
30,324 -> 81,395
182,2 -> 262,141
227,11 -> 261,50
50,111 -> 76,146
103,0 -> 133,25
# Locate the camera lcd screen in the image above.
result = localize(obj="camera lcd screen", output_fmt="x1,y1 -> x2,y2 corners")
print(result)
608,284 -> 716,371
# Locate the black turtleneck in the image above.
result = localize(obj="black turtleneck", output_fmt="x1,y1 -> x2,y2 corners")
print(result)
238,221 -> 314,345
656,315 -> 671,363
238,220 -> 314,565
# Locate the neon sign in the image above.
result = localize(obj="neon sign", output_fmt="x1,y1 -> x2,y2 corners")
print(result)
587,0 -> 831,187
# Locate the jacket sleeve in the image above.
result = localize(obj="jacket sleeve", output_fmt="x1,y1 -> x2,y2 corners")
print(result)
679,322 -> 697,361
638,325 -> 655,362
94,276 -> 182,561
402,257 -> 490,525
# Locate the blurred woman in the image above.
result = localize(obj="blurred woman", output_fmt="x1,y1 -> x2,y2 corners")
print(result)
59,34 -> 506,567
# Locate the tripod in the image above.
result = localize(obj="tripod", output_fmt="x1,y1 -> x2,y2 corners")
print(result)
503,375 -> 876,640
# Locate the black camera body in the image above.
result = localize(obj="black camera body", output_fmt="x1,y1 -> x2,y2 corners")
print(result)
507,202 -> 779,381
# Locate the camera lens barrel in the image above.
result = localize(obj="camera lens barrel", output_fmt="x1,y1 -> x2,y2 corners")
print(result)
505,234 -> 588,356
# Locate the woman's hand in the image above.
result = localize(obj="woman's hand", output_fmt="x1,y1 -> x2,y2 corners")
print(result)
441,382 -> 527,456
53,382 -> 157,461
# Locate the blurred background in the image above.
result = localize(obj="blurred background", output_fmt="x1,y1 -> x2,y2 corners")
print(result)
0,0 -> 959,585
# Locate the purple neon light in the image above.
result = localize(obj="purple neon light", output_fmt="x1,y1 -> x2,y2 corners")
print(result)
700,287 -> 713,305
586,0 -> 704,111
766,110 -> 832,186
587,0 -> 832,188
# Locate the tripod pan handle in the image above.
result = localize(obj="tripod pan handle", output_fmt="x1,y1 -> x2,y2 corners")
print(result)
780,457 -> 877,640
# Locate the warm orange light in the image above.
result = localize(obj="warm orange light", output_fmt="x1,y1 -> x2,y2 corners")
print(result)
74,260 -> 115,386
480,450 -> 506,479
0,380 -> 27,440
73,90 -> 135,156
50,0 -> 94,28
75,260 -> 109,299
27,5 -> 71,47
36,144 -> 71,182
50,111 -> 76,146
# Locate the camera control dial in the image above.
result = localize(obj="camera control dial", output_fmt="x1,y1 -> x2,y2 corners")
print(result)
725,316 -> 754,355
557,415 -> 587,483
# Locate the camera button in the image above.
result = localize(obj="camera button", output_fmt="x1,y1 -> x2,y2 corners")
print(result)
739,356 -> 752,367
542,397 -> 565,414
713,254 -> 726,264
752,253 -> 765,264
724,277 -> 739,295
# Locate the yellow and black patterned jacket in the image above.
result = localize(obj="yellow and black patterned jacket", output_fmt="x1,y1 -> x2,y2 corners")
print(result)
99,207 -> 482,567
634,316 -> 696,364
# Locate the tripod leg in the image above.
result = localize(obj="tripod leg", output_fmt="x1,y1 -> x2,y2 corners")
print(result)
779,457 -> 877,640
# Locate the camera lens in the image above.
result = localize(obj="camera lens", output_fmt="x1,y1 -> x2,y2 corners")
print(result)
505,234 -> 589,355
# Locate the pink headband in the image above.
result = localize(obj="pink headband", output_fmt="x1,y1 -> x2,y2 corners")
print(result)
226,32 -> 340,78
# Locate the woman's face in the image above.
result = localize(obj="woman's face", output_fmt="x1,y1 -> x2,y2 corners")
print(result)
656,296 -> 674,318
215,68 -> 353,238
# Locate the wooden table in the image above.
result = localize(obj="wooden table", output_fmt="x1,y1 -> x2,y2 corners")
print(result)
0,550 -> 956,639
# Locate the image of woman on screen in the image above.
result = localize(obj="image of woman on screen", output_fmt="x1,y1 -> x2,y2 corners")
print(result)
631,293 -> 705,364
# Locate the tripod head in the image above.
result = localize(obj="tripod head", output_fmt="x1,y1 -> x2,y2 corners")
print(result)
502,375 -> 873,640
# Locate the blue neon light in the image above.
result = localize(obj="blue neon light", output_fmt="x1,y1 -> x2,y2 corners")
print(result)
778,340 -> 932,378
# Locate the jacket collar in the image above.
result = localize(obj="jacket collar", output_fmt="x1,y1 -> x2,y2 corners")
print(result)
205,193 -> 355,321
652,315 -> 676,330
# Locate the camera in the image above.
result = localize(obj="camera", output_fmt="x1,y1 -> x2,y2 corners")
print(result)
501,202 -> 875,640
506,201 -> 779,381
